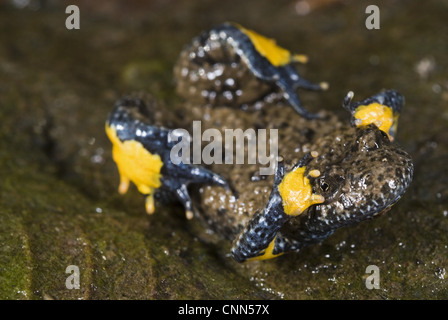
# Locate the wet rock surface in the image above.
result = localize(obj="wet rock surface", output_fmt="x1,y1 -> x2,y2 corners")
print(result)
1,0 -> 448,299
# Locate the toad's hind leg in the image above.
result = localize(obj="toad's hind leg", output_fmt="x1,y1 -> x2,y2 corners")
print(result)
162,163 -> 232,220
231,154 -> 325,262
258,232 -> 310,259
276,67 -> 328,120
231,159 -> 288,262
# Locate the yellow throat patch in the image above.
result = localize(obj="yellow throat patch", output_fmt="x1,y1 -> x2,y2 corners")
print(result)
105,124 -> 163,213
278,166 -> 325,216
237,25 -> 308,67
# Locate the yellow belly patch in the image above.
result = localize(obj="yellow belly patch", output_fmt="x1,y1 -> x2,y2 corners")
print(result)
278,166 -> 325,216
105,124 -> 163,213
237,25 -> 308,67
353,102 -> 397,140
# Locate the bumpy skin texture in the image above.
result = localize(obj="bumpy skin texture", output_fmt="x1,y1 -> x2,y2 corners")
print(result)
262,125 -> 413,260
174,22 -> 326,119
193,103 -> 413,262
106,23 -> 414,262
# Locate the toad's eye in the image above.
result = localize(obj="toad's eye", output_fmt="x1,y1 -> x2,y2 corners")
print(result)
320,181 -> 330,192
315,174 -> 344,204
